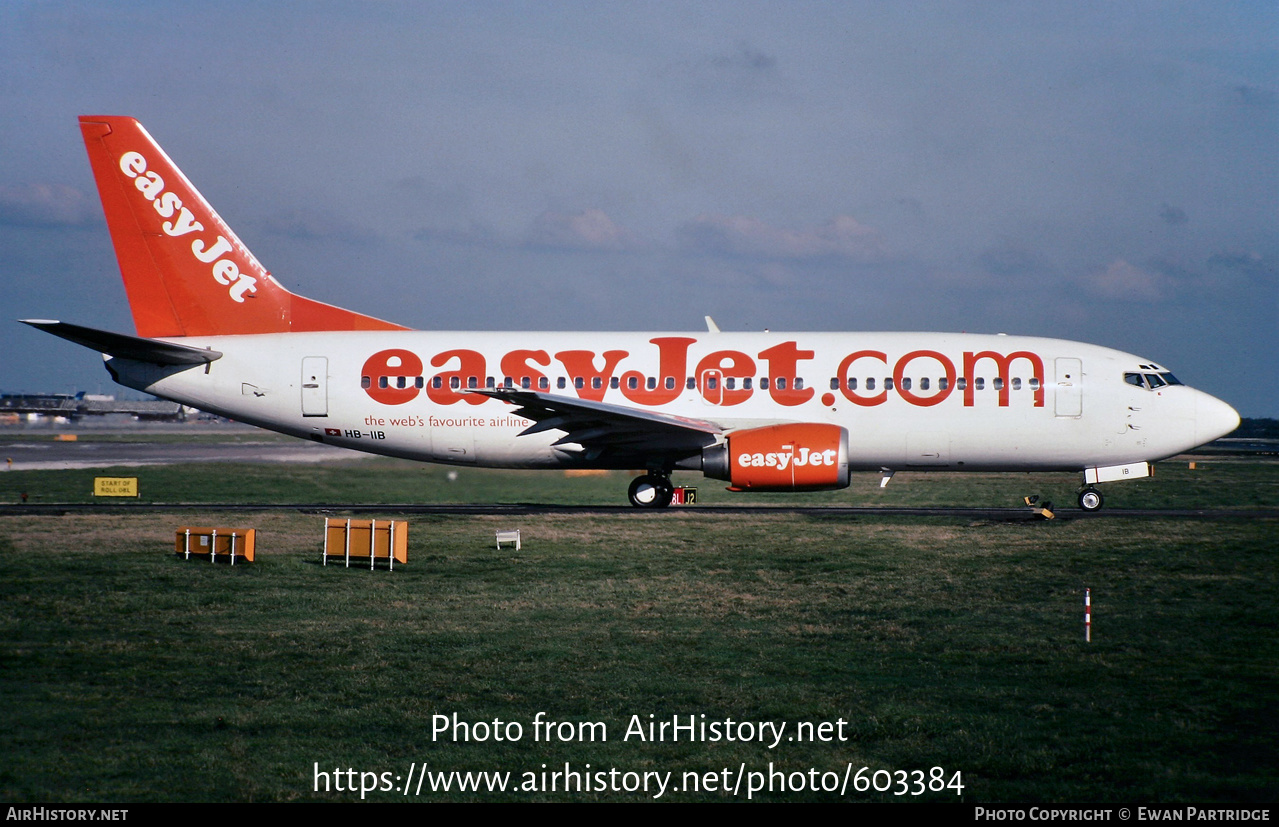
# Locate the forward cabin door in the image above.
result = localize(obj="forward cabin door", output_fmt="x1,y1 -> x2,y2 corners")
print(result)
301,357 -> 328,417
1054,357 -> 1082,417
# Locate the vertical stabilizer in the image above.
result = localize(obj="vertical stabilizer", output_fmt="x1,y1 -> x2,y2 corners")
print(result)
79,116 -> 406,337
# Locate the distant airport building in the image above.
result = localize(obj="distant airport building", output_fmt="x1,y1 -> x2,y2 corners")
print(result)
0,392 -> 185,421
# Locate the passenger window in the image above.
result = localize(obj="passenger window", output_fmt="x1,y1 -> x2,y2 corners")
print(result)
686,377 -> 696,390
993,377 -> 1004,391
1012,378 -> 1021,390
975,378 -> 985,390
666,377 -> 676,390
520,376 -> 531,389
415,377 -> 424,389
761,378 -> 770,390
901,377 -> 912,391
957,377 -> 967,390
920,377 -> 929,391
866,378 -> 876,391
939,377 -> 949,390
467,376 -> 478,389
378,376 -> 388,389
1028,378 -> 1040,390
539,377 -> 548,390
847,377 -> 858,391
450,377 -> 460,389
361,376 -> 371,389
884,377 -> 894,390
743,378 -> 752,390
627,376 -> 638,390
591,377 -> 602,389
432,377 -> 443,389
557,377 -> 567,390
777,377 -> 787,390
574,377 -> 584,389
647,377 -> 657,390
795,377 -> 804,390
830,378 -> 839,390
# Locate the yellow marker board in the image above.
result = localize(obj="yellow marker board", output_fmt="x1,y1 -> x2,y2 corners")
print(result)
94,477 -> 138,497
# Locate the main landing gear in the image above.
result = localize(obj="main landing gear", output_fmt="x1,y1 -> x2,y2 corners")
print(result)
1078,487 -> 1105,512
628,472 -> 674,508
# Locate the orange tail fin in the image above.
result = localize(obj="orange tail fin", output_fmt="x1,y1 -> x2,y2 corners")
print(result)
79,116 -> 407,338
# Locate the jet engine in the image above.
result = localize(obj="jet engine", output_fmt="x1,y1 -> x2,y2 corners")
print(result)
699,423 -> 850,491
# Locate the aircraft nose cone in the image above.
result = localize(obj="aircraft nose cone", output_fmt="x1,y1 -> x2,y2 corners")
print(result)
1196,392 -> 1240,447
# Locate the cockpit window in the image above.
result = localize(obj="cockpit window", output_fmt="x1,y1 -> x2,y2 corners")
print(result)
1126,371 -> 1185,390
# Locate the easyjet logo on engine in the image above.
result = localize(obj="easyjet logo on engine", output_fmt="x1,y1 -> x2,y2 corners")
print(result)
117,151 -> 258,303
737,447 -> 837,470
723,423 -> 848,490
358,339 -> 1046,410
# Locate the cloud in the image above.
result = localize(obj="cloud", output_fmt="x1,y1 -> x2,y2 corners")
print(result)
979,246 -> 1044,278
413,222 -> 502,247
711,43 -> 777,74
1232,84 -> 1276,108
1078,259 -> 1169,302
660,41 -> 786,102
0,183 -> 99,228
677,214 -> 881,261
258,209 -> 377,245
1204,249 -> 1275,288
1207,249 -> 1269,275
1159,204 -> 1188,226
525,208 -> 641,252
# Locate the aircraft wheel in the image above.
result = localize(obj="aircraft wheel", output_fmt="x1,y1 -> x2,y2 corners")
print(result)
1078,488 -> 1104,512
628,474 -> 674,508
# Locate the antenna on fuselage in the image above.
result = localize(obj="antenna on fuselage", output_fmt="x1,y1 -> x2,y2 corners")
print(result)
704,316 -> 721,334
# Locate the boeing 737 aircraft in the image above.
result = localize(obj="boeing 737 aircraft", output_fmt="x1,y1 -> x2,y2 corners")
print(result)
23,116 -> 1241,509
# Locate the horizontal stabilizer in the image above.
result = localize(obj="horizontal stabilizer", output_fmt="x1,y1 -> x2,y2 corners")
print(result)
20,320 -> 222,366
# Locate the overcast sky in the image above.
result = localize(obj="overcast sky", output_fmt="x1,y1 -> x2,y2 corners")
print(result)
2,1 -> 1275,415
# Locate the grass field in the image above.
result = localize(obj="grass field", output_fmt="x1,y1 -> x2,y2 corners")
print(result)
1,449 -> 1276,802
3,444 -> 1278,510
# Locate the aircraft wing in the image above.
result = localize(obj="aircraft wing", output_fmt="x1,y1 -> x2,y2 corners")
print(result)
471,388 -> 722,464
20,320 -> 222,366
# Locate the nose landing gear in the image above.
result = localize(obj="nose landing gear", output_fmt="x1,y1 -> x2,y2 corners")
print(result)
1078,487 -> 1104,512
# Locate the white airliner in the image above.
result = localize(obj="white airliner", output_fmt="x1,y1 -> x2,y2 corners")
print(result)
24,116 -> 1240,510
